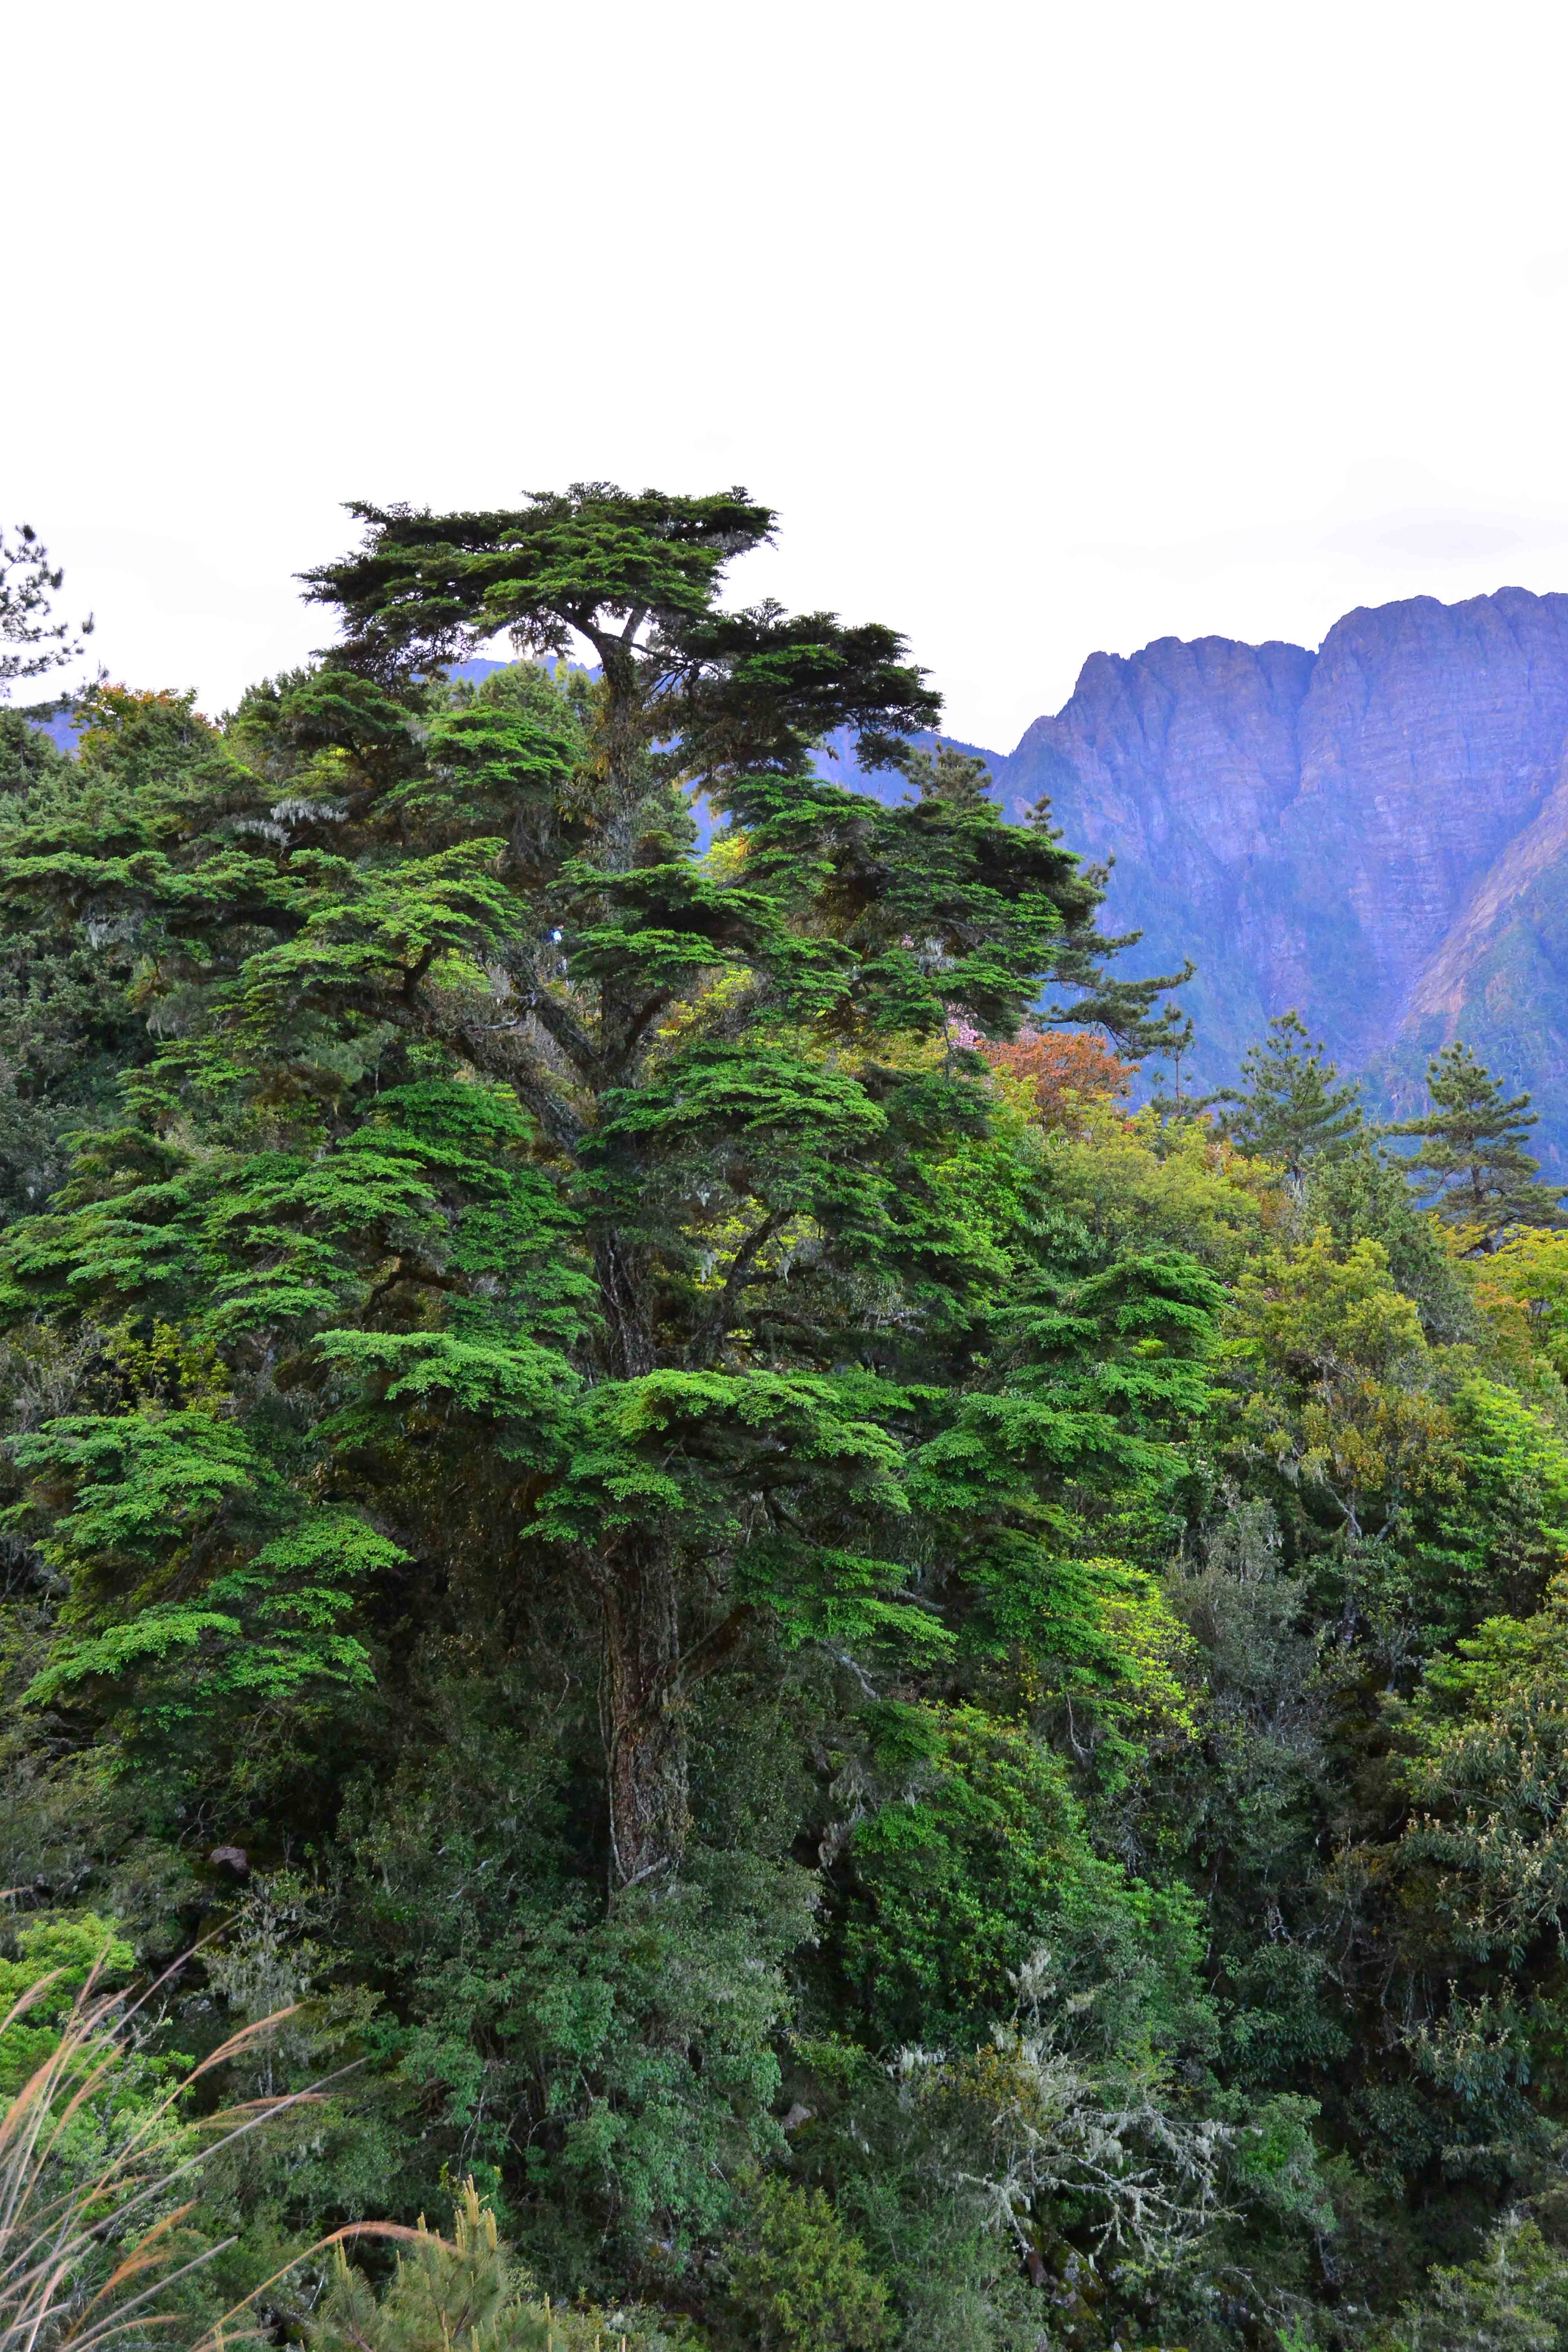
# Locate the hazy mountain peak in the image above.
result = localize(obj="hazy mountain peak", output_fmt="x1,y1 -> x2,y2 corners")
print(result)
995,585 -> 1568,1164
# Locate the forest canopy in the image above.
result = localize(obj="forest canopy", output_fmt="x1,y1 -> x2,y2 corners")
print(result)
6,492 -> 1568,2352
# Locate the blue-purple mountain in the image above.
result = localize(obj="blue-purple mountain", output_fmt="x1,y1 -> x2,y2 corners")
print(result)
902,588 -> 1568,1168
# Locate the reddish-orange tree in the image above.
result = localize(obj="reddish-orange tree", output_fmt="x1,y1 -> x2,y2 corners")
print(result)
986,1028 -> 1134,1131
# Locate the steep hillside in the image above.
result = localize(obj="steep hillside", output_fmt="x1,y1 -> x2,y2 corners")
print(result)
989,588 -> 1568,1165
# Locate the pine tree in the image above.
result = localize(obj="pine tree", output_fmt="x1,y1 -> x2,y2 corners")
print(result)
1387,1040 -> 1567,1250
1217,1009 -> 1362,1176
0,485 -> 1219,1895
895,738 -> 995,813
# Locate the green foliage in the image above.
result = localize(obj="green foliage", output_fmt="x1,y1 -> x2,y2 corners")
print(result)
1220,1225 -> 1444,1566
0,1908 -> 366,2352
1388,1039 -> 1567,1249
1480,1225 -> 1568,1381
311,2181 -> 696,2352
1304,1129 -> 1477,1341
1039,1102 -> 1274,1276
839,1705 -> 1094,2044
13,492 -> 1568,2347
1397,1568 -> 1568,1964
1378,2214 -> 1568,2350
1411,1375 -> 1568,1627
0,711 -> 147,1222
0,1911 -> 133,2094
837,1704 -> 1207,2053
0,492 -> 1214,1916
725,2176 -> 892,2352
1219,1009 -> 1363,1176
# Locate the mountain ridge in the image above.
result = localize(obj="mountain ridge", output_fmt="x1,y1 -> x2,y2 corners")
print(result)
970,585 -> 1568,1166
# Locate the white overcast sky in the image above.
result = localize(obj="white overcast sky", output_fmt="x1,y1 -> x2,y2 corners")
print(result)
9,0 -> 1568,754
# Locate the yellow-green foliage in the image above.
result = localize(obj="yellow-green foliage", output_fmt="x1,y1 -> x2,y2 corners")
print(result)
725,2177 -> 892,2352
0,1913 -> 132,2096
1479,1225 -> 1568,1385
1223,1229 -> 1448,1513
313,2182 -> 699,2352
1042,1107 -> 1278,1274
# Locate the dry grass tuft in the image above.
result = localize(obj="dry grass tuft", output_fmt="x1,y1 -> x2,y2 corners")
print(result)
0,1935 -> 411,2352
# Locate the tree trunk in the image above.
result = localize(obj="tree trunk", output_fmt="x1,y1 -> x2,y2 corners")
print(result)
594,1229 -> 655,1380
601,1546 -> 689,1890
597,1553 -> 759,1890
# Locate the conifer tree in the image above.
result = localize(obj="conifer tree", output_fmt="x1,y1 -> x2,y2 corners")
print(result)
894,738 -> 996,813
1387,1040 -> 1567,1250
0,485 -> 1218,1897
894,748 -> 1194,1060
1217,1009 -> 1362,1176
1036,840 -> 1195,1061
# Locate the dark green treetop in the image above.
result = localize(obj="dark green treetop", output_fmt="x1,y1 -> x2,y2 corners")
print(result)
1028,818 -> 1196,1065
1387,1040 -> 1567,1250
895,740 -> 996,815
302,484 -> 935,777
891,746 -> 1194,1062
309,490 -> 1189,1060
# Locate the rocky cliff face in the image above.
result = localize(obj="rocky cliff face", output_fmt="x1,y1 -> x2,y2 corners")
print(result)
987,588 -> 1568,1166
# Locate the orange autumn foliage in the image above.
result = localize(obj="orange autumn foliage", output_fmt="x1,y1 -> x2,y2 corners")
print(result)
985,1029 -> 1135,1132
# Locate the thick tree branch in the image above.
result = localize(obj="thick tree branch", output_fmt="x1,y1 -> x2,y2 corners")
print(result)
674,1602 -> 758,1687
518,986 -> 603,1081
686,1210 -> 782,1369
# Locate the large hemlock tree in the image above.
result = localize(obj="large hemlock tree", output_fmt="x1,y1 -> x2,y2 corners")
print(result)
0,486 -> 1210,1897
